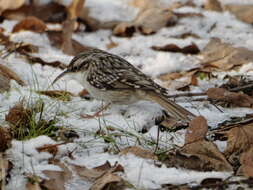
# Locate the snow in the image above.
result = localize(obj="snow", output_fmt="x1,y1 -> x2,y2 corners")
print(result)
1,0 -> 253,189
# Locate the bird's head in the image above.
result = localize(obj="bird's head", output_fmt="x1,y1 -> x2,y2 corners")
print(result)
51,49 -> 100,85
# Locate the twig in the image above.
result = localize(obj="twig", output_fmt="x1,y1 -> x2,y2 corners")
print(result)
0,153 -> 5,190
191,98 -> 209,101
229,83 -> 253,92
154,126 -> 160,154
36,142 -> 67,152
167,92 -> 206,98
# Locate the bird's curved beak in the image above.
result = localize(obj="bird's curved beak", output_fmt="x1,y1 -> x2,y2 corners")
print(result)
51,70 -> 70,85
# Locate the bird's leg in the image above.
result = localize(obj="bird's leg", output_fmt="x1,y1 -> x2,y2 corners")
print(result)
80,103 -> 111,119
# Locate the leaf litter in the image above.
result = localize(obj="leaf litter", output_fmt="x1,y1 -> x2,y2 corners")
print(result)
0,0 -> 253,189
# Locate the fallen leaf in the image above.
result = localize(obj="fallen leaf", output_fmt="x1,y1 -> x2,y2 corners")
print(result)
201,38 -> 253,70
238,147 -> 253,177
120,146 -> 158,160
171,32 -> 200,39
128,0 -> 156,10
0,0 -> 24,13
89,173 -> 123,190
36,144 -> 61,157
163,140 -> 233,171
204,0 -> 222,12
152,43 -> 200,54
0,153 -> 13,188
112,22 -> 136,37
0,63 -> 26,86
71,162 -> 124,182
12,16 -> 46,33
225,4 -> 253,24
182,140 -> 233,171
106,41 -> 119,49
61,0 -> 85,55
134,8 -> 177,35
160,70 -> 199,90
42,162 -> 72,190
26,182 -> 42,190
224,123 -> 253,160
159,72 -> 182,82
206,88 -> 253,107
0,127 -> 12,152
71,164 -> 104,181
47,31 -> 91,55
36,90 -> 74,101
68,0 -> 85,20
5,101 -> 32,128
93,161 -> 112,171
185,116 -> 208,144
3,2 -> 67,22
113,6 -> 177,36
0,73 -> 10,93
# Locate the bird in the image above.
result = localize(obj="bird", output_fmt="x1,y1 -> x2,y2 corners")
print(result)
52,48 -> 195,122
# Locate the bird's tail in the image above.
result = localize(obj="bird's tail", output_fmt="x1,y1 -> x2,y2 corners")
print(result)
145,91 -> 195,122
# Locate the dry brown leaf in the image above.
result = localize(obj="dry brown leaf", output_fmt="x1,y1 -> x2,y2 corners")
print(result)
0,0 -> 25,13
112,22 -> 136,37
164,140 -> 233,171
12,16 -> 46,33
0,127 -> 12,152
185,116 -> 208,144
90,173 -> 123,190
36,144 -> 59,157
128,0 -> 156,10
206,88 -> 253,107
152,43 -> 200,54
106,41 -> 119,49
114,7 -> 177,36
120,146 -> 157,160
238,147 -> 253,177
161,70 -> 199,90
0,64 -> 25,86
5,101 -> 32,127
36,90 -> 74,101
0,154 -> 13,188
225,4 -> 253,24
134,8 -> 177,35
0,73 -> 10,93
68,0 -> 85,19
159,72 -> 182,82
171,32 -> 200,39
26,181 -> 42,190
71,162 -> 124,182
204,0 -> 222,12
2,2 -> 67,22
47,31 -> 91,56
201,38 -> 253,70
42,162 -> 72,190
182,140 -> 233,171
62,0 -> 85,55
71,164 -> 104,181
224,123 -> 253,158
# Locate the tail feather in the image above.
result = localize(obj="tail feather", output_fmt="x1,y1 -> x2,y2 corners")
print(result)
145,91 -> 195,122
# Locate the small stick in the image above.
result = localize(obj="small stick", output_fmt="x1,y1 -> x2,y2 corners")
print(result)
167,92 -> 206,98
229,83 -> 253,92
154,126 -> 160,154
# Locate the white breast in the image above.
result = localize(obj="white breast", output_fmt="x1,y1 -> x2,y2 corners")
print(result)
69,71 -> 139,104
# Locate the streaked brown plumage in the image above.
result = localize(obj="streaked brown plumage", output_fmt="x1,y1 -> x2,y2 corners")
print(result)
52,48 -> 195,122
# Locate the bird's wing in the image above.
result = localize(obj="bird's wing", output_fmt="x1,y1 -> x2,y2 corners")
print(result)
86,55 -> 159,91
